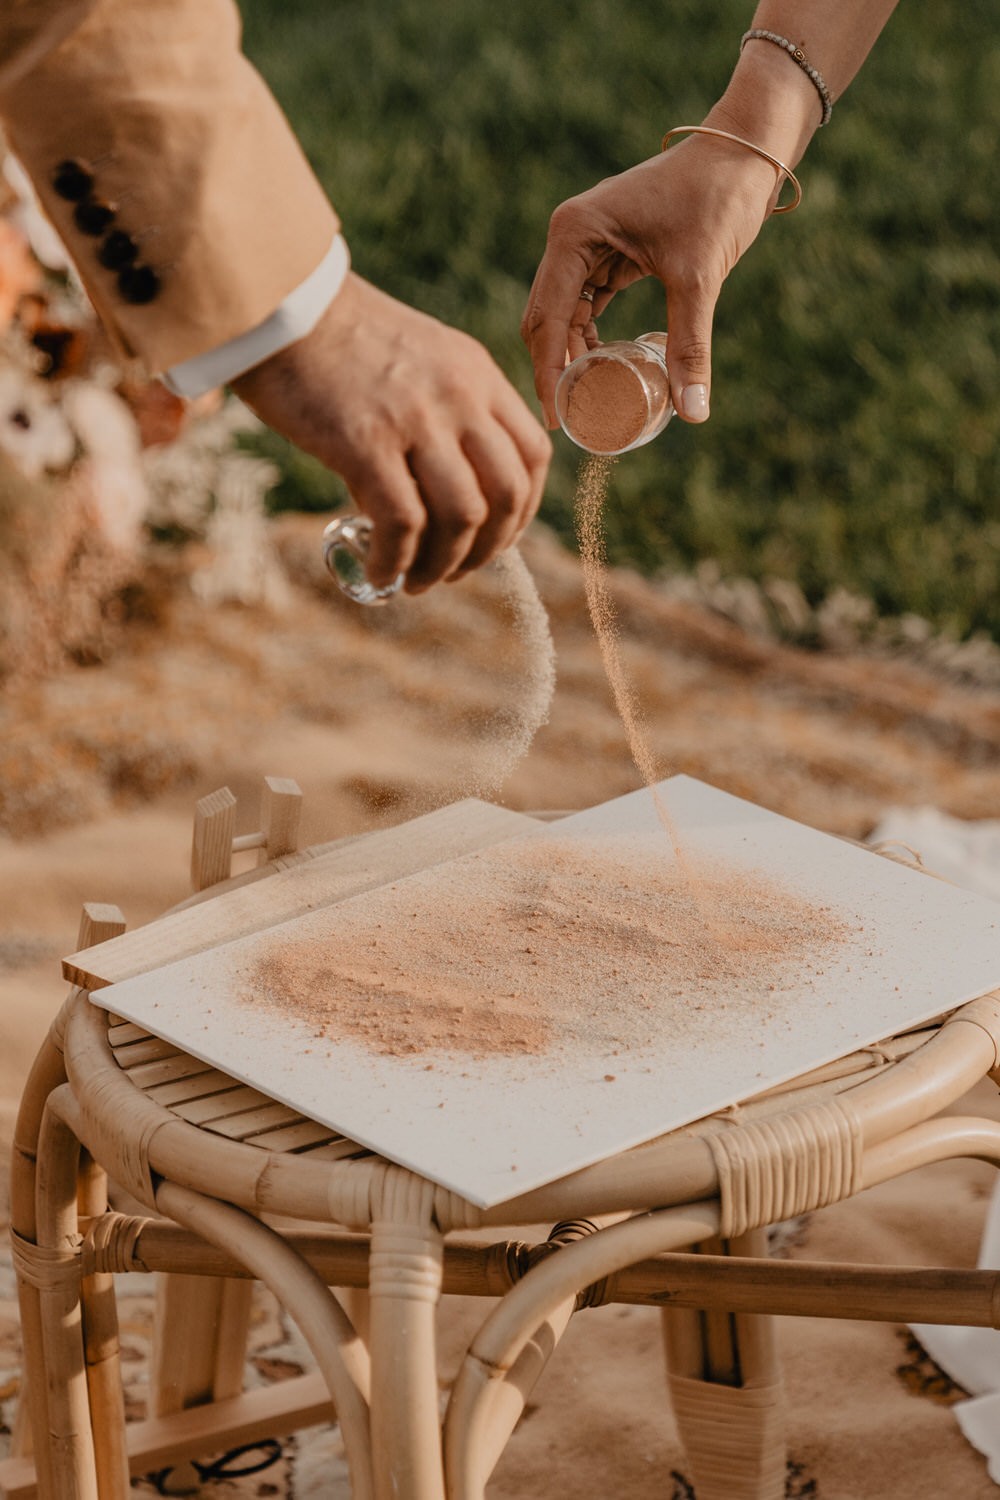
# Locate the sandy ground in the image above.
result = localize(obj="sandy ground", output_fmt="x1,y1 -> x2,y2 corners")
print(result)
3,518 -> 1000,1494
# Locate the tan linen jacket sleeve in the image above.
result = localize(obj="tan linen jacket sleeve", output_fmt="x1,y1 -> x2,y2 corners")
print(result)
0,0 -> 338,372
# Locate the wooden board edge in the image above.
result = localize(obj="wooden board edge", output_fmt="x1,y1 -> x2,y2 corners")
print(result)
62,800 -> 541,992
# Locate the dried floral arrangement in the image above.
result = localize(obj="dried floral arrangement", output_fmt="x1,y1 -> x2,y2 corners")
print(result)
0,139 -> 285,683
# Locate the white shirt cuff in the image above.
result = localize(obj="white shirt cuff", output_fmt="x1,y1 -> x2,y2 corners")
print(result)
162,233 -> 351,398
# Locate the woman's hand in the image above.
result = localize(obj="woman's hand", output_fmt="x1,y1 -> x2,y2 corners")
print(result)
521,132 -> 784,429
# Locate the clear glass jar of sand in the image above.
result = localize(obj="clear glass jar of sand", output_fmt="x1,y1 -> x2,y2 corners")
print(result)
555,332 -> 674,456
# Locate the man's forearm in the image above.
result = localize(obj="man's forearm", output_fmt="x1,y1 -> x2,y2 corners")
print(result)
0,0 -> 337,373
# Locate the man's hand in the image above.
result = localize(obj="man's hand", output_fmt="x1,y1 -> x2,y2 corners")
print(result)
233,273 -> 551,593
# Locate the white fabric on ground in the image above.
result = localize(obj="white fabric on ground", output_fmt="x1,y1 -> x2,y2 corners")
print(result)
869,806 -> 1000,1485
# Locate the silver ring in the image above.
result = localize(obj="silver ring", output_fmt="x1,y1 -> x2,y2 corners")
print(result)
579,286 -> 596,304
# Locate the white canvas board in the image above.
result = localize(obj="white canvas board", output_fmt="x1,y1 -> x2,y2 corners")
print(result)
91,777 -> 1000,1208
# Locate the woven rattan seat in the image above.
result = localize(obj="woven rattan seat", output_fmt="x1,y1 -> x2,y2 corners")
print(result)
5,780 -> 1000,1500
108,1021 -> 364,1154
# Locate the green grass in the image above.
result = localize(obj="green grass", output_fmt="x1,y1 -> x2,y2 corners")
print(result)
238,0 -> 1000,638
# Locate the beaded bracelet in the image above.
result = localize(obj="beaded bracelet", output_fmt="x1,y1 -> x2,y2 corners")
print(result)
660,125 -> 802,214
740,29 -> 833,127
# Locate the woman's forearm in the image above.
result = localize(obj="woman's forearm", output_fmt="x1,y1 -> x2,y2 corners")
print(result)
751,0 -> 902,101
707,1 -> 902,168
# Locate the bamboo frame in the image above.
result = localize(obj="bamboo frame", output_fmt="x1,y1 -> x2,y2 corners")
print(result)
8,903 -> 127,1499
62,1214 -> 1000,1324
9,984 -> 1000,1500
8,795 -> 1000,1500
33,1103 -> 99,1499
12,977 -> 996,1500
445,1205 -> 721,1499
76,1155 -> 129,1500
368,1185 -> 445,1500
9,1028 -> 68,1499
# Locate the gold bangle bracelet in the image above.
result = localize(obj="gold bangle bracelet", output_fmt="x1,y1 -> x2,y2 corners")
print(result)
660,124 -> 802,214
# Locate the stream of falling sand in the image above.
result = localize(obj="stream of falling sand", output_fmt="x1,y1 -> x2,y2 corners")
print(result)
575,455 -> 683,850
574,455 -> 748,948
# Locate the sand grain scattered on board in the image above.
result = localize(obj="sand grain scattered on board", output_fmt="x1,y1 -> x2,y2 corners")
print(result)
248,834 -> 848,1060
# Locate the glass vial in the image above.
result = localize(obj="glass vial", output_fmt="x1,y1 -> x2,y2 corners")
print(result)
322,514 -> 404,605
555,332 -> 673,456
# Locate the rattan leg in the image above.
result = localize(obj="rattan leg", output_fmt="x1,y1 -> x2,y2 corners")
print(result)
9,1025 -> 70,1492
336,1286 -> 371,1347
150,1275 -> 250,1415
77,1156 -> 130,1500
147,1271 -> 254,1498
663,1229 -> 785,1500
33,1103 -> 99,1499
9,907 -> 127,1493
9,1392 -> 33,1461
369,1208 -> 446,1500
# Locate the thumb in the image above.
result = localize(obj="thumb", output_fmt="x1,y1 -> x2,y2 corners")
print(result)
664,282 -> 716,425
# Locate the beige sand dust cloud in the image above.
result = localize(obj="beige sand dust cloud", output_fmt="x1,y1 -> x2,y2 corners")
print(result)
461,546 -> 557,799
396,545 -> 556,817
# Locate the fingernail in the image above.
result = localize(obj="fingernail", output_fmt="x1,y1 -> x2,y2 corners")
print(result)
681,383 -> 709,422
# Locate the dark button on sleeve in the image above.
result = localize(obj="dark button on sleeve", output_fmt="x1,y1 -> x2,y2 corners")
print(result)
74,199 -> 116,236
51,159 -> 94,202
117,264 -> 161,305
97,230 -> 138,270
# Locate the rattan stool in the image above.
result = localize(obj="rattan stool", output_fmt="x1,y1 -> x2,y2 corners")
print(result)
5,783 -> 1000,1500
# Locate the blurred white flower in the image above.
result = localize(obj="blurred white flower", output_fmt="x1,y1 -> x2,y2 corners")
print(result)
62,380 -> 149,552
0,365 -> 75,477
2,153 -> 75,276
